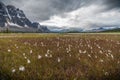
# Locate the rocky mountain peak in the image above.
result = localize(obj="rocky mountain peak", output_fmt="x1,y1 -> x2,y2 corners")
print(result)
0,1 -> 49,32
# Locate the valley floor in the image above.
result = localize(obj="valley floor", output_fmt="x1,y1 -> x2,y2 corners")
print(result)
0,33 -> 120,80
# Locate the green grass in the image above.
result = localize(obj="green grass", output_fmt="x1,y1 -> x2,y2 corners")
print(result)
0,33 -> 120,80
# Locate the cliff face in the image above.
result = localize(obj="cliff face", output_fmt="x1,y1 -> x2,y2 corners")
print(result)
0,2 -> 49,32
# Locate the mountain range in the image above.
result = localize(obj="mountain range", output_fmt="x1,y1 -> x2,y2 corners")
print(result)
48,26 -> 120,33
0,1 -> 49,33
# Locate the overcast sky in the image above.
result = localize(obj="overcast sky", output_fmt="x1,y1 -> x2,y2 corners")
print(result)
1,0 -> 120,30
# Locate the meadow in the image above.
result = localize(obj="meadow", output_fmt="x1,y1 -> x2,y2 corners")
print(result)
0,33 -> 120,80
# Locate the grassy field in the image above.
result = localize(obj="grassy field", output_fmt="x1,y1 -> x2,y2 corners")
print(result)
0,33 -> 120,80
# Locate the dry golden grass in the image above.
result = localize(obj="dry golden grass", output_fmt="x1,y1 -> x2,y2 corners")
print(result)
0,33 -> 120,80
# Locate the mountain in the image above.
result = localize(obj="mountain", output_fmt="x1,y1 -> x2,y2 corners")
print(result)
0,2 -> 49,33
102,28 -> 120,32
46,24 -> 120,33
58,26 -> 120,33
90,26 -> 120,32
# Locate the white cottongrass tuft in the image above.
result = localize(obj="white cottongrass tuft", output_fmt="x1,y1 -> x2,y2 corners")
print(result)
27,59 -> 31,64
88,54 -> 91,58
30,50 -> 33,54
14,44 -> 19,48
24,56 -> 27,59
8,49 -> 11,52
58,57 -> 61,63
38,55 -> 42,59
19,66 -> 25,71
23,53 -> 26,56
41,42 -> 44,46
108,50 -> 112,53
45,54 -> 48,57
45,50 -> 53,58
23,53 -> 27,59
47,49 -> 50,54
49,54 -> 52,58
83,50 -> 87,54
12,69 -> 16,73
99,50 -> 103,54
100,59 -> 104,63
110,54 -> 114,59
79,50 -> 82,53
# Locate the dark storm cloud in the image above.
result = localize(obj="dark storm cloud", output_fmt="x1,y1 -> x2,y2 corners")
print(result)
106,0 -> 120,9
0,0 -> 102,21
0,0 -> 120,22
0,0 -> 83,21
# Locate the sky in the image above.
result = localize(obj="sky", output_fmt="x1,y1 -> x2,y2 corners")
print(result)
1,0 -> 120,30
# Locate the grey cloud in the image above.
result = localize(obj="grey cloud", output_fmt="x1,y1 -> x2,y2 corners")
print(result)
0,0 -> 82,21
0,0 -> 100,21
0,0 -> 120,22
106,0 -> 120,9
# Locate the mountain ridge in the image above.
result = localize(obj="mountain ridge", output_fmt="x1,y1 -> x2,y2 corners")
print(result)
0,1 -> 49,33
